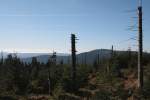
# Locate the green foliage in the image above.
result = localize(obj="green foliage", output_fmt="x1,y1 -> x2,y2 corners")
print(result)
91,90 -> 111,100
62,65 -> 91,93
0,51 -> 150,99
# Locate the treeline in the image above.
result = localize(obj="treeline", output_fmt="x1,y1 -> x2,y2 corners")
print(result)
0,53 -> 92,99
0,51 -> 150,99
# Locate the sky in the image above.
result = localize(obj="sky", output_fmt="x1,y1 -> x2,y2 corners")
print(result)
0,0 -> 149,53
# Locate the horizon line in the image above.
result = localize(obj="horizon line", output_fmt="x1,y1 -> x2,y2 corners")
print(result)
0,48 -> 149,54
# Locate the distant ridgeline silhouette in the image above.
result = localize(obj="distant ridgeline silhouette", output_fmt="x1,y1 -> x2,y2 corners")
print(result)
21,49 -> 140,65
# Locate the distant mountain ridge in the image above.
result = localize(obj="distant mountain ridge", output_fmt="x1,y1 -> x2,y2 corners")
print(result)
0,52 -> 69,59
1,49 -> 142,65
21,49 -> 114,64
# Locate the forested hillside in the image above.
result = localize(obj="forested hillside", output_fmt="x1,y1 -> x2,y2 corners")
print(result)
0,50 -> 150,100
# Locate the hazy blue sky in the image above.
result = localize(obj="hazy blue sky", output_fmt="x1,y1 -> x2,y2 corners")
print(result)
0,0 -> 149,53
